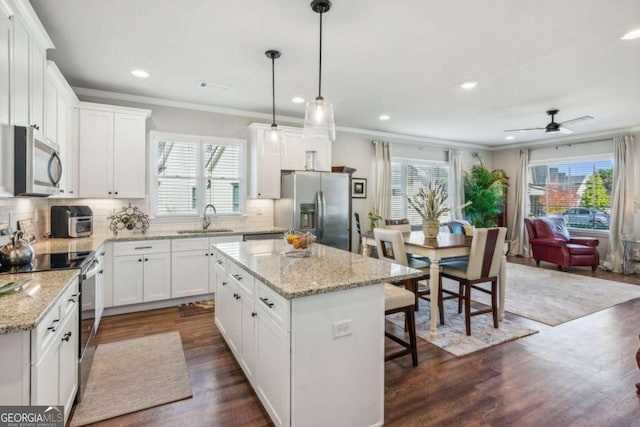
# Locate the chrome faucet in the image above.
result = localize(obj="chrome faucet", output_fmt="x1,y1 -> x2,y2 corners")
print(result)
203,204 -> 217,230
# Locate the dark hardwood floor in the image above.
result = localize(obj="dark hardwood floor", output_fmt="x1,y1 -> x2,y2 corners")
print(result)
82,262 -> 640,426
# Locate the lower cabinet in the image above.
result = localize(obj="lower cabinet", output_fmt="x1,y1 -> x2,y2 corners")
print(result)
215,262 -> 291,427
113,241 -> 171,306
30,277 -> 79,423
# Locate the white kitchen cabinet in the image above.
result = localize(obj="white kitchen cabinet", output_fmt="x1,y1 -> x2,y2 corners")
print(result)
239,287 -> 257,384
113,241 -> 171,306
29,42 -> 45,134
10,15 -> 29,127
216,274 -> 241,355
31,278 -> 79,423
171,249 -> 209,298
247,124 -> 281,199
280,132 -> 331,173
255,303 -> 290,427
77,103 -> 150,198
46,61 -> 78,197
0,11 -> 10,127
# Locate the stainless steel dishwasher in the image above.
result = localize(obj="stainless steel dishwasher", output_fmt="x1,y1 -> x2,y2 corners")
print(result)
243,232 -> 283,241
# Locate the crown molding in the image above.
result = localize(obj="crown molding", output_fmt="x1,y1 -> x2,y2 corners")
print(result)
492,125 -> 640,151
46,61 -> 79,105
0,0 -> 13,16
7,0 -> 54,49
78,101 -> 151,118
72,87 -> 487,150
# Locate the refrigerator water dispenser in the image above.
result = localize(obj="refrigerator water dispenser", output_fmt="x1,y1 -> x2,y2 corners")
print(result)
300,203 -> 316,230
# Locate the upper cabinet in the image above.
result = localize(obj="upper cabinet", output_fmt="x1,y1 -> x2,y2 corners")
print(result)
0,9 -> 10,127
46,61 -> 78,197
77,103 -> 151,199
247,123 -> 332,199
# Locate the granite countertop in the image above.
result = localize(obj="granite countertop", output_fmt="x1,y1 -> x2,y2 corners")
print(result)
32,227 -> 287,253
0,270 -> 79,334
214,240 -> 423,299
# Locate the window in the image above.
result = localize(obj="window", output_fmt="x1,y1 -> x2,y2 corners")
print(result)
391,158 -> 450,225
527,159 -> 613,230
151,133 -> 245,217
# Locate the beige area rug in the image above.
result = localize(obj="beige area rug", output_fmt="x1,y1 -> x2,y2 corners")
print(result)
70,331 -> 192,427
387,299 -> 538,357
465,263 -> 640,326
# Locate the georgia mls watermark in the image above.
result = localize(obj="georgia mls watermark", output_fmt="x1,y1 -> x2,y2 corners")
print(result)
0,406 -> 64,427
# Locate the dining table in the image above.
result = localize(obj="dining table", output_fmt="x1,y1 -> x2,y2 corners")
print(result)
362,230 -> 507,338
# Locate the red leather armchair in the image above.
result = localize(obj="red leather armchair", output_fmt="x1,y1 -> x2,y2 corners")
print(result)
525,217 -> 600,271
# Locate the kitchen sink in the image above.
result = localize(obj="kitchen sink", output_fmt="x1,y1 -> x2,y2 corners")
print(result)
176,229 -> 233,234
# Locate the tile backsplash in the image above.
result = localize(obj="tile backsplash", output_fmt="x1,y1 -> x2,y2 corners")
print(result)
0,197 -> 274,237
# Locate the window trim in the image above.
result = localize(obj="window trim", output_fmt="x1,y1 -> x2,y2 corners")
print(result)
149,131 -> 247,219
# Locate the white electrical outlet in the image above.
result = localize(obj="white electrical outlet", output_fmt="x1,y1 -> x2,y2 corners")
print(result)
332,319 -> 353,339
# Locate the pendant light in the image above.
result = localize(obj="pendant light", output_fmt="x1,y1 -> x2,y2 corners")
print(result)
263,49 -> 286,155
303,0 -> 335,142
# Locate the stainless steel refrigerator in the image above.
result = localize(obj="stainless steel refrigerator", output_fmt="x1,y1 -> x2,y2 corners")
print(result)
275,171 -> 350,251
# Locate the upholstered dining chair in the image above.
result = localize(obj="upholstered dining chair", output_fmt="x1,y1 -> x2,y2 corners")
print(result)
438,227 -> 507,336
384,283 -> 418,366
384,218 -> 430,264
374,228 -> 444,322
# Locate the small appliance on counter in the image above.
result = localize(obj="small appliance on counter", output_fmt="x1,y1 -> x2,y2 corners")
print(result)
51,205 -> 93,238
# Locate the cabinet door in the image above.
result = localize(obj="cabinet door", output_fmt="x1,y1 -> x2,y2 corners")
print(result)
45,79 -> 57,142
56,96 -> 69,195
113,255 -> 143,306
58,307 -> 78,415
239,289 -> 257,384
30,43 -> 45,132
256,307 -> 290,427
95,258 -> 105,330
280,131 -> 305,171
248,128 -> 281,199
171,250 -> 209,298
31,336 -> 59,406
209,254 -> 217,294
78,109 -> 114,197
11,16 -> 29,127
113,113 -> 146,198
143,252 -> 171,301
215,272 -> 231,336
218,279 -> 241,355
0,13 -> 9,127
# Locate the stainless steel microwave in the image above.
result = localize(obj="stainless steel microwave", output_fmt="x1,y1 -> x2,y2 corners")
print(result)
7,126 -> 62,196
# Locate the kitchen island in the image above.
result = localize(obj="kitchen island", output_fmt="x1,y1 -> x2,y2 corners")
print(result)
212,239 -> 422,427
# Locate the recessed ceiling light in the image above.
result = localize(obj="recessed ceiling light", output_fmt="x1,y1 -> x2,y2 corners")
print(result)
131,69 -> 150,79
505,135 -> 515,141
291,96 -> 305,104
379,114 -> 390,121
460,81 -> 478,90
621,28 -> 640,40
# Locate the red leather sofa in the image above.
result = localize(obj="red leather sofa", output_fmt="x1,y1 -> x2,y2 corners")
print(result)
524,217 -> 600,271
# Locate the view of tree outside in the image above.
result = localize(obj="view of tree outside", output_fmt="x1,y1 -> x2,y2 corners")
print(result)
527,159 -> 613,230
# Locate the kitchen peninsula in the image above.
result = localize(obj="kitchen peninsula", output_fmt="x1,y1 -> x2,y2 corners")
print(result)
212,239 -> 422,427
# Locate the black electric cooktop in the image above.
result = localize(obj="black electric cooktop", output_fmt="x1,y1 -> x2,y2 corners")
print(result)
0,251 -> 93,274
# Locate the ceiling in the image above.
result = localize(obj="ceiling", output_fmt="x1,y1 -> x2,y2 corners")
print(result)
30,0 -> 640,147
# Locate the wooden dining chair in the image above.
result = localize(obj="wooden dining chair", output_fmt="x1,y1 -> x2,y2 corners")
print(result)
438,227 -> 507,335
374,228 -> 444,322
384,283 -> 418,366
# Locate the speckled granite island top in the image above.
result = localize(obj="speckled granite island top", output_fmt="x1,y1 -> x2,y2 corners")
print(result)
0,270 -> 79,334
214,240 -> 423,299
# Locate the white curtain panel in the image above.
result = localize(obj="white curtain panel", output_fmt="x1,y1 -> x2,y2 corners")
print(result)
509,149 -> 530,256
607,135 -> 637,273
448,149 -> 465,220
373,141 -> 391,219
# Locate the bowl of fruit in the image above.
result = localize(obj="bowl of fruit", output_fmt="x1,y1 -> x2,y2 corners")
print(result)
284,229 -> 316,257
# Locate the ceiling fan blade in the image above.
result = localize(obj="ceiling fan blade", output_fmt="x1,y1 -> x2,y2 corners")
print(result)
558,126 -> 573,135
559,116 -> 593,126
504,127 -> 545,132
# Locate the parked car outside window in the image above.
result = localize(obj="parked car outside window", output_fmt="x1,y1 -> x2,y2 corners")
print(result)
561,208 -> 610,229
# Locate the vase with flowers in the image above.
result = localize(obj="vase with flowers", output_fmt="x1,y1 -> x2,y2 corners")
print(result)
408,182 -> 469,238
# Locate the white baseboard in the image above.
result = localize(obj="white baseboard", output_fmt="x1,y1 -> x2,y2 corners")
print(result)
103,293 -> 215,317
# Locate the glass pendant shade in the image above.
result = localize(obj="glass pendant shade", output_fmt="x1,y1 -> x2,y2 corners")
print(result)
304,97 -> 335,141
262,124 -> 286,155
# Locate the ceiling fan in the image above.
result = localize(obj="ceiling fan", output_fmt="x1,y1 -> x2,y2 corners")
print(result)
505,109 -> 594,135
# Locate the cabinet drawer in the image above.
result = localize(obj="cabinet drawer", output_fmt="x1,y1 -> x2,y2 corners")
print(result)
228,262 -> 255,297
256,279 -> 290,332
172,237 -> 209,252
113,240 -> 170,256
212,248 -> 227,273
59,276 -> 80,320
32,302 -> 61,365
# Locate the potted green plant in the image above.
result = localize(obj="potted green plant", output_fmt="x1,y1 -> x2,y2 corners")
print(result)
407,181 -> 452,238
463,152 -> 508,227
367,209 -> 383,232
